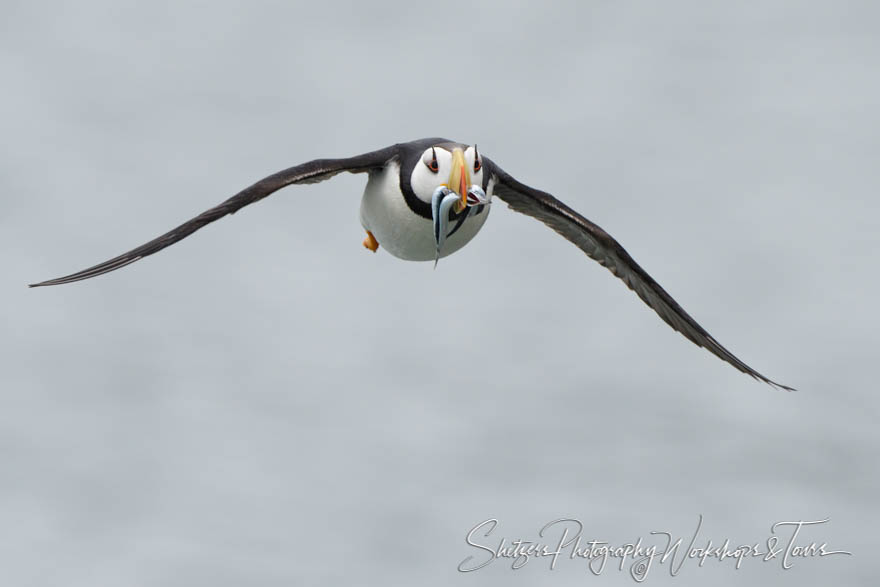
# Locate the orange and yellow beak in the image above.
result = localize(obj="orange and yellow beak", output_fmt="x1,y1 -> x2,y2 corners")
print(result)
447,148 -> 471,213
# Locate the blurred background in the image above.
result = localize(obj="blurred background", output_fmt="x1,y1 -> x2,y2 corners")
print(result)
2,1 -> 876,585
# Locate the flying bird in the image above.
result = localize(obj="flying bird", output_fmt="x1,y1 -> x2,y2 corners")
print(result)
30,137 -> 793,390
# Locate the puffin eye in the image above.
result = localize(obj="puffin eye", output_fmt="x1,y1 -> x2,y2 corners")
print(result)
423,147 -> 439,173
473,145 -> 482,172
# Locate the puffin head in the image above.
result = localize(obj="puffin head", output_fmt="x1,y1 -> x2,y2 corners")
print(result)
410,144 -> 486,212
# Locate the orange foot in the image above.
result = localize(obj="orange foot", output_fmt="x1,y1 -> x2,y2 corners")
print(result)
362,230 -> 379,252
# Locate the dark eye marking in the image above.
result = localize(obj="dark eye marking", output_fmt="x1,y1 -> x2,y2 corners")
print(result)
423,146 -> 439,173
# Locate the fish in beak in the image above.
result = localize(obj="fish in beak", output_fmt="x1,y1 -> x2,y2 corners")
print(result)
430,182 -> 490,268
431,187 -> 461,267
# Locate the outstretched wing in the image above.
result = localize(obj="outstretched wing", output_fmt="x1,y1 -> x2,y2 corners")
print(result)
486,159 -> 794,391
30,145 -> 399,287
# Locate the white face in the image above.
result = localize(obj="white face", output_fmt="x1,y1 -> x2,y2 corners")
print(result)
409,145 -> 484,202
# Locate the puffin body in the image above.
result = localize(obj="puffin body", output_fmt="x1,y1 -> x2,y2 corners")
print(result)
30,137 -> 793,390
359,142 -> 492,261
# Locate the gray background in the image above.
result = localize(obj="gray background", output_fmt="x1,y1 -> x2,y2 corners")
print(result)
2,1 -> 876,585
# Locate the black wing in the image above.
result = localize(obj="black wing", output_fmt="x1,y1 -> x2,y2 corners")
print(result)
29,145 -> 399,287
487,159 -> 794,391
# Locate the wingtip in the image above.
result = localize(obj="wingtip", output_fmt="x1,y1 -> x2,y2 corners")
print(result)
763,377 -> 796,392
28,277 -> 65,288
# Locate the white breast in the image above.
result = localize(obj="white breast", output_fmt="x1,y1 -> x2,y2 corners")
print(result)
359,161 -> 492,261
